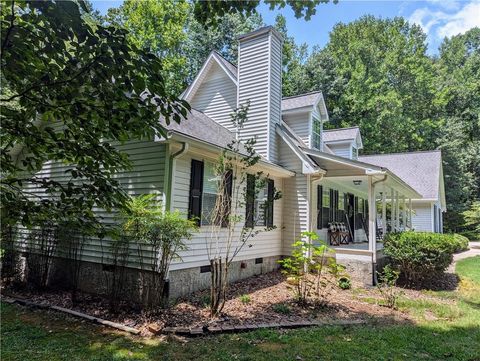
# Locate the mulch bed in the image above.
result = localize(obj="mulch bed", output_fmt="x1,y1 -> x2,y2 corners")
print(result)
3,271 -> 416,336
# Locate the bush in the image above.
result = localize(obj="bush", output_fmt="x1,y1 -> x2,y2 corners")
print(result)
459,230 -> 479,242
376,264 -> 402,309
272,303 -> 291,315
338,277 -> 351,290
239,294 -> 251,304
383,232 -> 456,285
451,234 -> 469,253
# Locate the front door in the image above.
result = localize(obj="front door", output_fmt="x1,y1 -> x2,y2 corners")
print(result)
346,193 -> 355,242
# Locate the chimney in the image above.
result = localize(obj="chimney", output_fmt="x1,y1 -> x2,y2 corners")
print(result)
237,26 -> 283,163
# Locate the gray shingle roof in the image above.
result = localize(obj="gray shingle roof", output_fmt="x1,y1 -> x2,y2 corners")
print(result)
358,151 -> 442,199
323,127 -> 360,143
160,109 -> 237,150
281,92 -> 323,111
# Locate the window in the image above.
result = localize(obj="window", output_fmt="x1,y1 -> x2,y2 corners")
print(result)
201,161 -> 219,226
312,117 -> 321,149
188,160 -> 232,227
352,147 -> 358,160
246,176 -> 274,228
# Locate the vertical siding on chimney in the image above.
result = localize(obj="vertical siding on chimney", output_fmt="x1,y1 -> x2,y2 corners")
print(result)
238,28 -> 282,163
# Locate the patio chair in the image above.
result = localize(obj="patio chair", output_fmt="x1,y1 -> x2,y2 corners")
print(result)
328,222 -> 350,246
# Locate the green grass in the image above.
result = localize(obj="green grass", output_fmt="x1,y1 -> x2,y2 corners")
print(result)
2,257 -> 480,361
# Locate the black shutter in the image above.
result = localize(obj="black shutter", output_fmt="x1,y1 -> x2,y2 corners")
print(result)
354,196 -> 359,230
188,160 -> 204,226
245,174 -> 255,228
329,189 -> 334,222
221,170 -> 233,227
266,179 -> 274,228
317,185 -> 323,229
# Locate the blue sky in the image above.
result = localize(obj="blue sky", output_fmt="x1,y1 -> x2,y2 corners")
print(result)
92,0 -> 480,55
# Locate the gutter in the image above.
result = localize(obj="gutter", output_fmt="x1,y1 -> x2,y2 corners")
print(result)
166,142 -> 189,211
370,174 -> 388,285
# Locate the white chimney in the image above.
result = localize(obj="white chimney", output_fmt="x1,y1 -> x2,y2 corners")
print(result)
237,26 -> 283,163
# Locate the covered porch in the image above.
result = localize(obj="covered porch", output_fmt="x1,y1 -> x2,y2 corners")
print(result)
303,149 -> 421,283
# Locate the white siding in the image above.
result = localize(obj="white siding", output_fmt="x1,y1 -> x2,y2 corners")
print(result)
238,30 -> 282,163
327,143 -> 352,159
283,113 -> 310,147
411,201 -> 433,232
278,140 -> 309,255
190,62 -> 237,132
20,140 -> 168,267
170,151 -> 284,270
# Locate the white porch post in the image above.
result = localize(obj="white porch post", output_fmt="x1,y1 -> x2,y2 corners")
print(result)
382,191 -> 387,238
368,176 -> 377,263
409,198 -> 413,229
401,196 -> 406,231
395,191 -> 400,231
390,188 -> 395,232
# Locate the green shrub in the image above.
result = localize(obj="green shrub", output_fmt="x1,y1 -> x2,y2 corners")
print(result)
376,264 -> 402,309
451,234 -> 469,252
272,303 -> 291,315
239,294 -> 251,304
338,276 -> 351,290
383,232 -> 456,285
459,230 -> 479,242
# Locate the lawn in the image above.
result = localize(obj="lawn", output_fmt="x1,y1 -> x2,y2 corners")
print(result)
1,257 -> 480,361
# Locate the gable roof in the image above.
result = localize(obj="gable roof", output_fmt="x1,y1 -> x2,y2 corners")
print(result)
358,150 -> 443,201
213,51 -> 237,80
281,92 -> 323,112
323,126 -> 358,141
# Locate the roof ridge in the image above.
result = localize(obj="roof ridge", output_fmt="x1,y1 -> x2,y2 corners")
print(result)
323,126 -> 360,132
359,149 -> 441,157
212,50 -> 237,69
282,91 -> 322,100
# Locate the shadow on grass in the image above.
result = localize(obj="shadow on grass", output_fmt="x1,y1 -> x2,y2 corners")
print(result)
2,301 -> 480,361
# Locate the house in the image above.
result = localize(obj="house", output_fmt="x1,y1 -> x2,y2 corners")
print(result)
22,26 -> 445,300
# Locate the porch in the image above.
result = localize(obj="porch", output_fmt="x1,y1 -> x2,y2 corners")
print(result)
304,149 -> 421,283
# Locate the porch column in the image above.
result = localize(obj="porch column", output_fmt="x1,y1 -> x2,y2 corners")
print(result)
382,191 -> 387,238
390,188 -> 395,232
368,176 -> 377,263
401,196 -> 406,230
395,191 -> 400,231
409,198 -> 413,229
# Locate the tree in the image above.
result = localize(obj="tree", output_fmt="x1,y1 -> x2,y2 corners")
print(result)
193,0 -> 335,27
205,103 -> 281,316
0,0 -> 189,230
104,0 -> 190,96
435,28 -> 480,231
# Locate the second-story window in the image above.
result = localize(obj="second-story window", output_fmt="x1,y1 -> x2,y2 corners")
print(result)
312,117 -> 321,149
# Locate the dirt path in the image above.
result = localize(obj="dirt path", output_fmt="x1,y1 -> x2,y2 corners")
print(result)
448,242 -> 480,273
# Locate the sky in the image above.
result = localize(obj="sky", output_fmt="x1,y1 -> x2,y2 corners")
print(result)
92,0 -> 480,55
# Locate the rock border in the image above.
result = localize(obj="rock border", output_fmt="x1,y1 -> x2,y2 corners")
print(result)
2,296 -> 141,335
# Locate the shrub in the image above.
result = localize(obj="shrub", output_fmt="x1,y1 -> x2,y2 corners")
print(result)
383,232 -> 456,285
459,230 -> 479,242
338,276 -> 351,290
451,234 -> 469,253
278,231 -> 339,305
376,264 -> 402,309
272,303 -> 291,315
239,294 -> 251,304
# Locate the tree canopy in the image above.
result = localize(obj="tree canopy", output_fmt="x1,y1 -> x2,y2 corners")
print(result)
0,0 -> 189,229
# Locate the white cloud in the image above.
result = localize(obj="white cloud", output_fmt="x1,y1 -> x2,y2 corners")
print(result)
408,0 -> 480,40
425,0 -> 460,11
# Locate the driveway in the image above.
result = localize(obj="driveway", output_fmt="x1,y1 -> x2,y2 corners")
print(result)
448,242 -> 480,273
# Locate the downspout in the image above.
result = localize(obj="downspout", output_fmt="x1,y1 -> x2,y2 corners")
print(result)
370,174 -> 387,286
166,141 -> 189,211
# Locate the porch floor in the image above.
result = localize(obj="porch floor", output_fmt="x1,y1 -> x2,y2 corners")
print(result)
332,242 -> 384,251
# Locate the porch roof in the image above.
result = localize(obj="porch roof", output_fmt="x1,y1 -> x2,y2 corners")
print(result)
302,147 -> 421,198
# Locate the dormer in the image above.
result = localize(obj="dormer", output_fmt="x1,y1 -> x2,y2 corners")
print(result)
281,92 -> 329,150
322,127 -> 363,160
